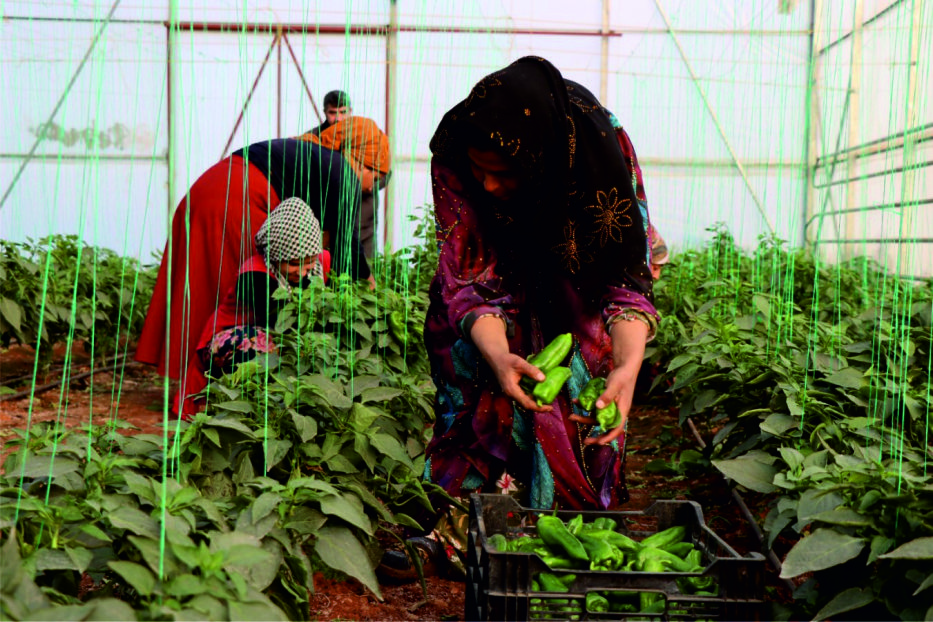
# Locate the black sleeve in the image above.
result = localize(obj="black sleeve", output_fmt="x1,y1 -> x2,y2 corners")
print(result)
235,271 -> 284,329
316,146 -> 372,280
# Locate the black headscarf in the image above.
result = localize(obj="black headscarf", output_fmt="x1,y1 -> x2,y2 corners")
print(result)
430,56 -> 651,289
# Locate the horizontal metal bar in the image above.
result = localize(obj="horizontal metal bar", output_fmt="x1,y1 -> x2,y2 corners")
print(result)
813,237 -> 933,244
0,152 -> 166,162
817,0 -> 904,57
816,123 -> 933,167
4,15 -> 810,36
393,154 -> 806,168
805,198 -> 933,228
812,158 -> 933,189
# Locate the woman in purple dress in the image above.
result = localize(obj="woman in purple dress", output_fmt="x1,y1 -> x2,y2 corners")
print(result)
423,57 -> 659,512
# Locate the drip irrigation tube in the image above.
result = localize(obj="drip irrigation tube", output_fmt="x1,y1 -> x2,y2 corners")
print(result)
685,418 -> 796,593
0,360 -> 141,403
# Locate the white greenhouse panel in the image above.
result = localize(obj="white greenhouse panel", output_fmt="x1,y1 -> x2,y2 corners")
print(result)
0,159 -> 169,262
1,22 -> 168,158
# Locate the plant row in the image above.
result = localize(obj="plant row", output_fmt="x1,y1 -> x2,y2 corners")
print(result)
0,235 -> 158,367
647,225 -> 933,621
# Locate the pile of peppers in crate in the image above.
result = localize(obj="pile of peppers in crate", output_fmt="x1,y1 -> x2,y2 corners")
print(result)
523,333 -> 620,429
487,514 -> 717,616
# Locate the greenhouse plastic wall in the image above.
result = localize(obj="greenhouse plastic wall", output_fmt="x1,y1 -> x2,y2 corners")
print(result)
0,0 -> 929,276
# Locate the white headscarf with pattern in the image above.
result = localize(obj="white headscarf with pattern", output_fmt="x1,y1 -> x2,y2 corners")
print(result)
255,197 -> 324,288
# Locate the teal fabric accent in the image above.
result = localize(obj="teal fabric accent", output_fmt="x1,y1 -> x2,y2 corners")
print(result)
462,469 -> 485,491
434,379 -> 462,435
511,405 -> 534,451
529,441 -> 555,510
566,344 -> 593,418
451,339 -> 480,380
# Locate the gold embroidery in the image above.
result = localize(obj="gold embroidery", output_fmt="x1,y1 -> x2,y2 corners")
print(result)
567,114 -> 576,169
465,75 -> 503,107
524,108 -> 531,116
490,131 -> 520,156
585,188 -> 633,247
552,219 -> 592,274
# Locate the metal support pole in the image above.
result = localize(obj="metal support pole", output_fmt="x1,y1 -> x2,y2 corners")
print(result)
0,0 -> 122,210
803,0 -> 823,244
282,34 -> 323,125
166,20 -> 174,220
220,35 -> 278,159
600,0 -> 610,104
653,0 -> 776,235
844,0 -> 865,260
276,26 -> 283,139
898,0 -> 925,273
384,0 -> 399,255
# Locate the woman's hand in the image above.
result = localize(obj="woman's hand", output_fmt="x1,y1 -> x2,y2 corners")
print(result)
487,351 -> 550,412
569,317 -> 649,445
470,314 -> 550,412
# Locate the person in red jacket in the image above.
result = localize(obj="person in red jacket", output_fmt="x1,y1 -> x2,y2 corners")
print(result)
178,197 -> 329,415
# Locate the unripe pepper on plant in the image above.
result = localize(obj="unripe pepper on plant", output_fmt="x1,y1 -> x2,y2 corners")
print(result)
387,310 -> 408,345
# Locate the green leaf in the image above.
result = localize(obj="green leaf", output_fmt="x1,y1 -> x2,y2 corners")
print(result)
33,547 -> 90,573
205,416 -> 258,439
752,294 -> 771,320
108,506 -> 161,540
17,455 -> 80,479
349,403 -> 381,430
359,387 -> 403,404
797,489 -> 845,525
251,492 -> 283,525
370,432 -> 415,470
349,375 -> 382,398
108,560 -> 157,597
879,537 -> 933,560
779,529 -> 866,578
213,400 -> 255,414
0,297 -> 22,333
763,414 -> 798,438
263,439 -> 292,471
320,493 -> 372,535
290,412 -> 317,442
666,353 -> 694,372
811,507 -> 870,527
778,446 -> 804,471
301,375 -> 353,410
868,536 -> 895,563
809,587 -> 875,622
824,367 -> 864,389
914,573 -> 933,596
314,525 -> 382,600
713,456 -> 777,493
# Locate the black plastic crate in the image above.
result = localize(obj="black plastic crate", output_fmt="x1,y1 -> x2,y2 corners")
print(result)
465,494 -> 765,621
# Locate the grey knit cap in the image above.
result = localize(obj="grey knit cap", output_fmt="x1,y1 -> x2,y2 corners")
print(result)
255,197 -> 324,280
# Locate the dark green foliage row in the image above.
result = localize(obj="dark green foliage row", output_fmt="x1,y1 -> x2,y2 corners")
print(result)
0,213 -> 444,621
0,235 -> 158,367
648,225 -> 933,622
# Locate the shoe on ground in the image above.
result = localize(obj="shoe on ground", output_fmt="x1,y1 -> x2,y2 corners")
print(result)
376,537 -> 447,584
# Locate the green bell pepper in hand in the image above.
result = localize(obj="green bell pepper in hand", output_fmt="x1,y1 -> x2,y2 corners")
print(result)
596,401 -> 621,430
527,333 -> 573,373
532,366 -> 572,405
577,377 -> 605,411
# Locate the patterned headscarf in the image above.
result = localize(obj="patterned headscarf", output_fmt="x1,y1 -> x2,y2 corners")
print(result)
298,117 -> 391,193
255,197 -> 324,283
429,56 -> 652,290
